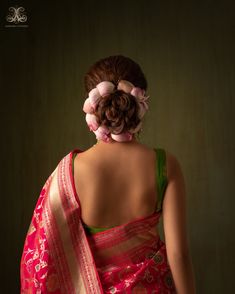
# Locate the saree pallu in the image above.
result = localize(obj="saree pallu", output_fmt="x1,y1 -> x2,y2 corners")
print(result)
20,149 -> 176,293
86,212 -> 176,293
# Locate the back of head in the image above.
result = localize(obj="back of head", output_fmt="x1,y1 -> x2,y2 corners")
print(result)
83,55 -> 149,142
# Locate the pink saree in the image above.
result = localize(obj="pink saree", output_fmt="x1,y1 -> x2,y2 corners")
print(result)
20,149 -> 176,293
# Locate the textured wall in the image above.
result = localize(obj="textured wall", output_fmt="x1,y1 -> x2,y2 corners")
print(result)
0,0 -> 234,293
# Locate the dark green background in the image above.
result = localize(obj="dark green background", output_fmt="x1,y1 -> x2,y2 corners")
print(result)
0,0 -> 234,293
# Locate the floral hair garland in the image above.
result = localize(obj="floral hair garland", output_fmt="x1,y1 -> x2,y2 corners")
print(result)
82,80 -> 149,142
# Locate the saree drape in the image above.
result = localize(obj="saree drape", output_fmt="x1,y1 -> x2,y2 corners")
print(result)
20,149 -> 176,293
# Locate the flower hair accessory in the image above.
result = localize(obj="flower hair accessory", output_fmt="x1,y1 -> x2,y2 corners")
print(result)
82,80 -> 149,142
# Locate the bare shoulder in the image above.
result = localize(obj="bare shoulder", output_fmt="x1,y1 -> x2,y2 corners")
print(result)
163,150 -> 189,257
165,150 -> 184,181
74,150 -> 92,174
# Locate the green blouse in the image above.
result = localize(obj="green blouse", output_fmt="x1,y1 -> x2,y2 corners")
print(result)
72,147 -> 167,234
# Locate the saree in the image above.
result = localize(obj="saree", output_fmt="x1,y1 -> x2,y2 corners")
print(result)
20,148 -> 176,293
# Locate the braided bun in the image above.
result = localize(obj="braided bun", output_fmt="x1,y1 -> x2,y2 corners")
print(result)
94,90 -> 141,135
84,55 -> 148,141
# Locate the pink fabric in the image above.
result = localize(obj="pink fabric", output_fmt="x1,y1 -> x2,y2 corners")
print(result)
86,208 -> 176,293
20,149 -> 103,293
20,149 -> 176,293
20,180 -> 61,293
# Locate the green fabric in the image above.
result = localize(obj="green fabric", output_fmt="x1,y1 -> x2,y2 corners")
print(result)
72,152 -> 77,176
82,222 -> 115,234
71,148 -> 168,233
153,148 -> 168,212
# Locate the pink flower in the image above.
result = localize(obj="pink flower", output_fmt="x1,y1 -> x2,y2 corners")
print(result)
131,87 -> 145,101
89,88 -> 101,108
96,81 -> 115,97
85,113 -> 99,131
131,87 -> 144,99
94,125 -> 111,142
131,87 -> 149,102
83,98 -> 94,114
138,101 -> 149,119
111,132 -> 133,142
117,80 -> 134,93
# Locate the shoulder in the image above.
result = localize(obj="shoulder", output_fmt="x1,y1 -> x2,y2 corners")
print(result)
162,151 -> 189,258
73,148 -> 97,176
165,149 -> 184,181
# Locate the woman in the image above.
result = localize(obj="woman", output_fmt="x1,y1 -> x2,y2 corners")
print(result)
20,55 -> 196,293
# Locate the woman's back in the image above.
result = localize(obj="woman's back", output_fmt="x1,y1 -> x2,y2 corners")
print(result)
20,55 -> 196,293
74,140 -> 160,228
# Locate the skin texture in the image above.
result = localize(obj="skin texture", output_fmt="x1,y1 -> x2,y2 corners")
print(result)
163,151 -> 196,294
74,138 -> 196,293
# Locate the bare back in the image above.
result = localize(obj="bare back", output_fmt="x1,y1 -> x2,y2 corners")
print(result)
74,141 -> 196,292
73,140 -> 159,227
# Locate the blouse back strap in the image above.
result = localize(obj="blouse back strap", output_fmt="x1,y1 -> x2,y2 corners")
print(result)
153,148 -> 168,213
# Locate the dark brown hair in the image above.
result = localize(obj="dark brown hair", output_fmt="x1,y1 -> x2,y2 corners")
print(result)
84,55 -> 148,135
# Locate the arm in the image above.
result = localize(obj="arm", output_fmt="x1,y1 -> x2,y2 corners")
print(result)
162,152 -> 196,294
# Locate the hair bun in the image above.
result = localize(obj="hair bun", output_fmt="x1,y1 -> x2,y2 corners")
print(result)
94,90 -> 141,135
84,55 -> 148,141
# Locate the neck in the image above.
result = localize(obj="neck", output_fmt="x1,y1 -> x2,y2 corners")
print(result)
95,136 -> 139,148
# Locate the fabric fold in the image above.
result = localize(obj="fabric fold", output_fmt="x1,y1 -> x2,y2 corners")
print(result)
20,149 -> 103,294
